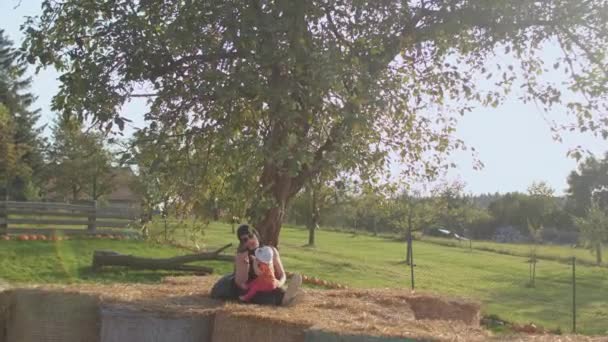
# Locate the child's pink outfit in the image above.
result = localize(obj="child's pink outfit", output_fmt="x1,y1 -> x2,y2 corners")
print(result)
239,246 -> 277,302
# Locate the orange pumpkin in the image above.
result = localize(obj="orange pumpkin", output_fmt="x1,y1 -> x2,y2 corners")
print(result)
38,235 -> 47,241
302,275 -> 309,282
18,235 -> 29,241
1,235 -> 10,241
29,235 -> 38,241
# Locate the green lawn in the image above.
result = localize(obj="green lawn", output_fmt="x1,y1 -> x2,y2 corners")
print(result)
152,220 -> 608,335
0,238 -> 232,284
419,235 -> 602,266
1,220 -> 607,335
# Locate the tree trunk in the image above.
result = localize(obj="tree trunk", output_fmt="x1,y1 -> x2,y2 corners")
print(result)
308,224 -> 316,246
257,206 -> 285,247
373,216 -> 378,236
91,244 -> 232,273
596,242 -> 603,265
406,199 -> 413,265
307,181 -> 320,246
253,163 -> 302,247
406,233 -> 412,265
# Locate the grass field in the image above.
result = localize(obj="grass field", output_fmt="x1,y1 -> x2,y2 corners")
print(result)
419,235 -> 603,266
1,221 -> 607,335
0,238 -> 232,284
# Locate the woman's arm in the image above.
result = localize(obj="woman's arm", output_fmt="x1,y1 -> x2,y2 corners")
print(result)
234,251 -> 250,290
271,247 -> 287,287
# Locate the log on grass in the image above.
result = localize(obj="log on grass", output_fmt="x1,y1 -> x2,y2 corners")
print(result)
92,244 -> 232,274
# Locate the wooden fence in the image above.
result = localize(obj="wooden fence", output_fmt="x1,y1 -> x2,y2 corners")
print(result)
0,200 -> 140,236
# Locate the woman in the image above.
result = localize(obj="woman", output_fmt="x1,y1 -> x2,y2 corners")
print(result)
210,224 -> 303,306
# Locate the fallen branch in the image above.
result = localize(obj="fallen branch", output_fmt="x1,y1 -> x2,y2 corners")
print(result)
92,243 -> 233,274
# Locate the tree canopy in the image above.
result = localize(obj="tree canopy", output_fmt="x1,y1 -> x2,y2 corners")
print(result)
22,0 -> 608,245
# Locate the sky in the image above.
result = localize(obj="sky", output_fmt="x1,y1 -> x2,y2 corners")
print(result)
1,0 -> 606,196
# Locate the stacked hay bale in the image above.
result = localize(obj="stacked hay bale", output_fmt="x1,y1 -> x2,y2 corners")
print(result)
212,311 -> 309,342
6,289 -> 100,342
405,294 -> 481,326
100,305 -> 215,342
0,277 -> 494,342
0,290 -> 9,342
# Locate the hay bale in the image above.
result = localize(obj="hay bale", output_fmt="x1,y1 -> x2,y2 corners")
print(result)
212,311 -> 309,342
405,295 -> 480,326
6,289 -> 100,342
0,291 -> 11,342
100,305 -> 214,342
304,328 -> 425,342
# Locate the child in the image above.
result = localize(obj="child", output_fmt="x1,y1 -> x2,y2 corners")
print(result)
239,246 -> 277,302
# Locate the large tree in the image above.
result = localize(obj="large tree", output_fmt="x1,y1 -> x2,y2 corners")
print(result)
0,29 -> 44,200
22,0 -> 608,246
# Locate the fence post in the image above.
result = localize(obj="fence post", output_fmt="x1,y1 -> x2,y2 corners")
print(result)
0,201 -> 7,235
88,200 -> 97,233
572,256 -> 577,334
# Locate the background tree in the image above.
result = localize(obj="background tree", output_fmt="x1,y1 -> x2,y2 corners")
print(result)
575,204 -> 608,265
390,190 -> 436,264
0,104 -> 32,200
0,30 -> 44,200
525,181 -> 558,230
525,182 -> 551,288
431,181 -> 471,235
23,0 -> 608,246
301,175 -> 331,246
566,154 -> 608,217
46,117 -> 114,201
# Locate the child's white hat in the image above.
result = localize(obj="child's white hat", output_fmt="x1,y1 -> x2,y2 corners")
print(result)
255,246 -> 274,264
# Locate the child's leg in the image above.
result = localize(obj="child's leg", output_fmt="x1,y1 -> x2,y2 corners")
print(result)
239,281 -> 261,302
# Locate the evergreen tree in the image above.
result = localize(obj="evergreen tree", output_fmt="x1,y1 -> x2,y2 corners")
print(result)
0,29 -> 44,200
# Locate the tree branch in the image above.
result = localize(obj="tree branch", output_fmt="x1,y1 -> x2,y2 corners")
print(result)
323,5 -> 350,46
130,93 -> 159,98
559,26 -> 608,79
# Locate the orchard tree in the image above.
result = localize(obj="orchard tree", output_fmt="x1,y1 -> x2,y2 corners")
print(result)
23,0 -> 608,246
575,204 -> 608,265
303,174 -> 335,246
391,190 -> 436,264
526,181 -> 558,229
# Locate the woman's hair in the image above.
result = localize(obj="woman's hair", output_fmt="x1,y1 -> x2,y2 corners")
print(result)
236,224 -> 261,253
